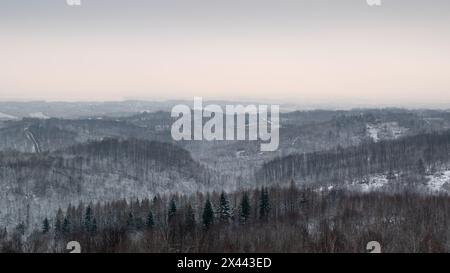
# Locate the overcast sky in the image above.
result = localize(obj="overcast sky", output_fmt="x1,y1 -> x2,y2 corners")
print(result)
1,0 -> 449,106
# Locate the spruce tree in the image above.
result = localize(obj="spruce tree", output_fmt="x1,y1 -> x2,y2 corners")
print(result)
202,198 -> 214,230
84,206 -> 93,232
168,198 -> 177,223
42,218 -> 50,233
239,193 -> 251,223
55,209 -> 63,233
259,187 -> 270,221
146,211 -> 154,229
218,192 -> 231,224
62,217 -> 70,233
185,204 -> 196,232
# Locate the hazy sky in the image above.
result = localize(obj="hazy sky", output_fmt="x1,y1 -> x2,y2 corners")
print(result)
1,0 -> 450,105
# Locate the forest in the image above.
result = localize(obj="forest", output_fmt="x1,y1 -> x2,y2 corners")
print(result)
257,130 -> 450,184
1,183 -> 448,253
1,107 -> 450,253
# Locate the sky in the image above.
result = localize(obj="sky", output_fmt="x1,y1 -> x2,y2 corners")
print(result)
0,0 -> 450,106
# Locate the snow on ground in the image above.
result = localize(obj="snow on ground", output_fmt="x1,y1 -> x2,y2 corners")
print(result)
29,112 -> 50,119
426,171 -> 450,192
366,122 -> 408,142
366,125 -> 380,142
314,176 -> 389,193
351,175 -> 389,192
316,185 -> 334,193
0,112 -> 18,120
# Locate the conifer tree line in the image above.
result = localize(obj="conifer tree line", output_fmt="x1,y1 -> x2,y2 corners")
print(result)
1,183 -> 449,253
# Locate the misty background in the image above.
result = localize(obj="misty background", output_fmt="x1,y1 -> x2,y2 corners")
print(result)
0,0 -> 450,107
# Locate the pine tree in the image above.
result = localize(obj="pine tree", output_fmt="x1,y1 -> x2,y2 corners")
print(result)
168,198 -> 177,223
218,192 -> 231,224
146,211 -> 154,229
239,193 -> 251,223
167,198 -> 179,246
202,198 -> 214,230
287,180 -> 298,214
62,217 -> 70,233
126,212 -> 135,230
55,209 -> 63,233
42,218 -> 50,233
84,206 -> 93,232
259,187 -> 270,221
185,204 -> 196,232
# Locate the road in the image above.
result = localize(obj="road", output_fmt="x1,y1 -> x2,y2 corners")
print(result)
24,127 -> 42,154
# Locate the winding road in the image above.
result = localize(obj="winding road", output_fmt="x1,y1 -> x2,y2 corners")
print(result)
24,127 -> 42,154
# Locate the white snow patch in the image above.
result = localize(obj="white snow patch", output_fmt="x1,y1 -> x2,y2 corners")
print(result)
426,171 -> 450,192
366,124 -> 380,142
352,175 -> 389,192
366,122 -> 408,142
29,112 -> 50,119
0,112 -> 18,120
315,185 -> 335,193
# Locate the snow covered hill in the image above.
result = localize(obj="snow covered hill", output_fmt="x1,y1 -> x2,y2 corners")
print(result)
0,139 -> 215,231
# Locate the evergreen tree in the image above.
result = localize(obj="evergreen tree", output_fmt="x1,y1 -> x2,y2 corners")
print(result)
185,204 -> 196,232
126,212 -> 135,230
62,217 -> 71,233
167,198 -> 178,245
218,192 -> 231,224
168,198 -> 177,223
202,198 -> 214,230
91,218 -> 97,235
239,193 -> 251,223
42,218 -> 50,233
259,187 -> 270,221
287,180 -> 299,214
84,206 -> 93,232
146,211 -> 155,229
55,209 -> 63,233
